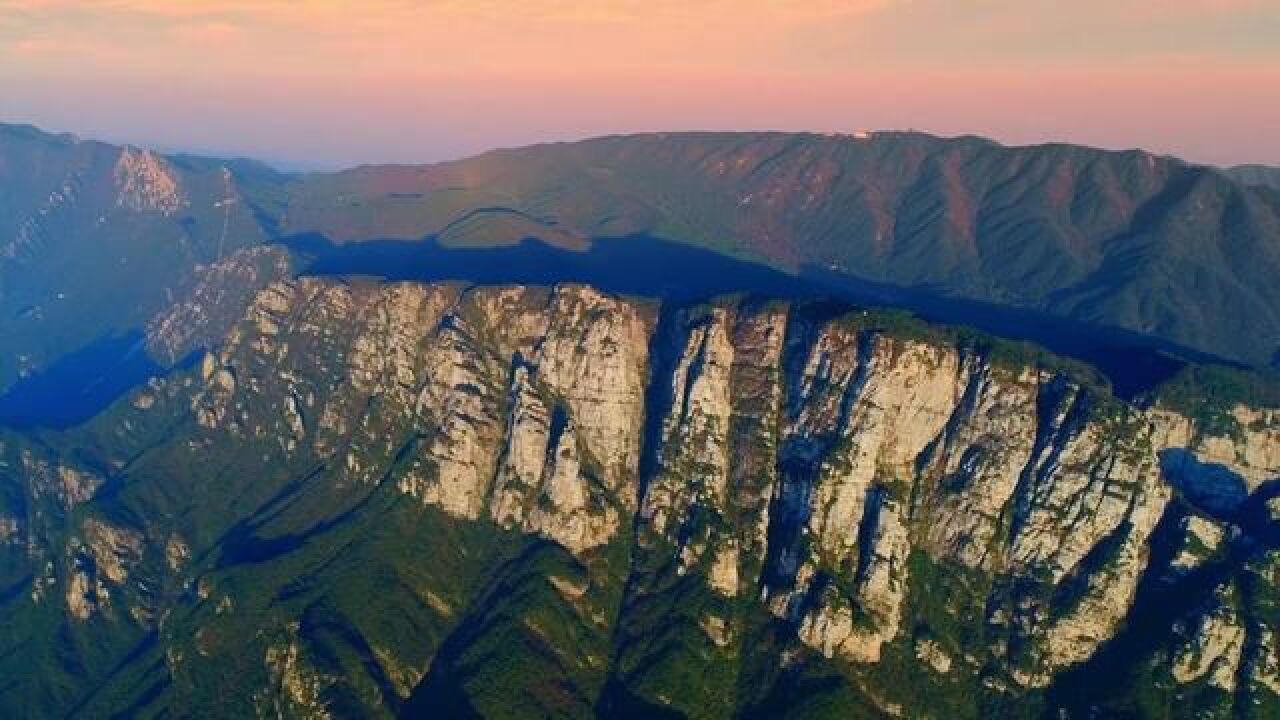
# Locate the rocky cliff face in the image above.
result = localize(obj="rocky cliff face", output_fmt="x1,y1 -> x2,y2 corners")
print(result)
0,124 -> 282,396
1,279 -> 1279,718
113,147 -> 186,216
191,278 -> 653,554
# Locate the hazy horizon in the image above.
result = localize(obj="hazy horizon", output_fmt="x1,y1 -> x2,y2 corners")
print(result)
2,1 -> 1277,170
7,117 -> 1269,176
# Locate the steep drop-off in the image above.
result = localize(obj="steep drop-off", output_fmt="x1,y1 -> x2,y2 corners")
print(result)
1,278 -> 1278,718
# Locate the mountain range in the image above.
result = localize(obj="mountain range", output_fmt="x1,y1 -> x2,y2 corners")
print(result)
5,123 -> 1280,404
281,132 -> 1280,371
1,122 -> 1279,718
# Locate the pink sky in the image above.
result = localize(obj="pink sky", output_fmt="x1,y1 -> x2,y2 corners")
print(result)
0,1 -> 1277,169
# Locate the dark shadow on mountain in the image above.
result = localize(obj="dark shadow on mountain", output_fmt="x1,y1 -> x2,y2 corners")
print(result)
1159,448 -> 1250,517
0,330 -> 164,430
401,540 -> 584,719
282,233 -> 1228,400
283,232 -> 821,304
799,265 -> 1226,400
0,231 -> 1239,431
1045,477 -> 1280,716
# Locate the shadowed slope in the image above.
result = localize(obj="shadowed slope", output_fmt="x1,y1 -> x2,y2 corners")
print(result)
277,132 -> 1280,368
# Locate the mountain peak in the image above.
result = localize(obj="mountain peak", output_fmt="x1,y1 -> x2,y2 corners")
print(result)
113,146 -> 186,215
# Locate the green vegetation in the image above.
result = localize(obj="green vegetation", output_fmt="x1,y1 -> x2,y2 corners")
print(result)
1152,364 -> 1280,439
278,130 -> 1280,369
0,123 -> 277,396
834,304 -> 1112,395
5,122 -> 1280,719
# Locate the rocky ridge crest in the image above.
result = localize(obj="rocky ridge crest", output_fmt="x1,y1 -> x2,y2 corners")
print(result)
3,278 -> 1280,717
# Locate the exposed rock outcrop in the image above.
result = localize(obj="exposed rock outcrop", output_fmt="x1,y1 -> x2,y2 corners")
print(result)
64,518 -> 144,621
191,280 -> 652,555
114,147 -> 185,215
1173,586 -> 1247,691
146,246 -> 292,366
13,276 -> 1280,717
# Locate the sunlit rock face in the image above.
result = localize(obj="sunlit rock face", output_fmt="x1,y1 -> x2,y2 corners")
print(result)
146,246 -> 293,367
189,279 -> 654,554
113,147 -> 185,215
7,275 -> 1280,718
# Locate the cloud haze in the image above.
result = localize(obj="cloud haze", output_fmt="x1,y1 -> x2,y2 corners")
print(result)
0,0 -> 1276,168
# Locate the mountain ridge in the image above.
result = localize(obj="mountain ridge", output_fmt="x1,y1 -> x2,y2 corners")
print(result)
3,120 -> 1280,401
1,274 -> 1279,717
272,129 -> 1280,369
1228,163 -> 1280,190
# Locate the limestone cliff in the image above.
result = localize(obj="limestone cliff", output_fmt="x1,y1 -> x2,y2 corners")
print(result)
3,278 -> 1280,718
113,147 -> 185,215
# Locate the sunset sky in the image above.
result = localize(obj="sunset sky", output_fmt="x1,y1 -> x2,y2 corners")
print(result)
0,0 -> 1277,169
